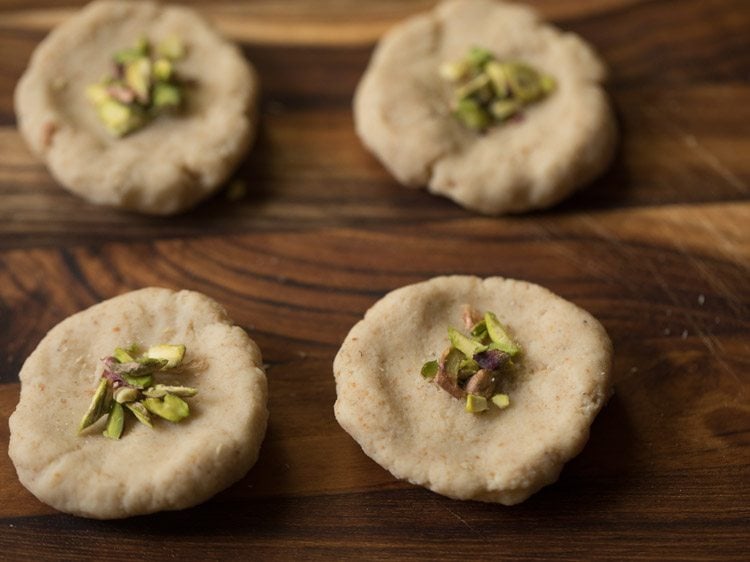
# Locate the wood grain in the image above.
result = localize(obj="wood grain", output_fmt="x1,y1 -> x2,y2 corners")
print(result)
0,0 -> 748,559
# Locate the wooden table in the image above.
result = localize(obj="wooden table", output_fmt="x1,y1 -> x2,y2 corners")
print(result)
0,0 -> 748,559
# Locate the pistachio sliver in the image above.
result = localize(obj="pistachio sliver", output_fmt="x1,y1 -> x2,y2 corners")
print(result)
455,73 -> 492,102
103,402 -> 125,440
125,401 -> 153,428
465,394 -> 488,413
145,344 -> 185,368
121,373 -> 153,389
96,100 -> 145,137
540,74 -> 556,94
420,360 -> 439,379
485,61 -> 510,98
491,394 -> 510,409
113,347 -> 135,363
142,384 -> 197,398
144,393 -> 190,422
124,58 -> 152,103
484,312 -> 521,356
78,378 -> 110,433
490,99 -> 521,121
467,46 -> 493,70
505,62 -> 544,102
152,82 -> 182,110
153,58 -> 173,81
448,327 -> 487,358
113,386 -> 140,404
439,60 -> 469,82
454,98 -> 491,131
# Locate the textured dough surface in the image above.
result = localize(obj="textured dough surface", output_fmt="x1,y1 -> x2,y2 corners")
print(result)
334,276 -> 612,504
15,0 -> 258,215
354,0 -> 617,214
9,288 -> 268,519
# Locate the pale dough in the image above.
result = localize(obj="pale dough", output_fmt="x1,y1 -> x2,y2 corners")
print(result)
15,0 -> 258,215
9,288 -> 268,519
354,0 -> 617,214
334,276 -> 613,504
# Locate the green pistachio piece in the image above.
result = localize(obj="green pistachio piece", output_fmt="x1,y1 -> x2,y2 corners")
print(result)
145,344 -> 185,368
470,320 -> 488,339
442,347 -> 464,379
113,347 -> 135,363
142,384 -> 198,398
124,58 -> 152,103
85,83 -> 110,105
114,37 -> 149,64
457,358 -> 480,381
78,378 -> 110,433
152,82 -> 182,110
490,99 -> 521,121
125,401 -> 153,428
485,61 -> 510,98
484,312 -> 521,356
157,34 -> 185,60
454,98 -> 491,131
465,394 -> 488,413
421,360 -> 439,379
467,47 -> 493,69
455,73 -> 492,102
448,327 -> 487,358
97,100 -> 145,137
143,393 -> 190,422
504,62 -> 544,102
102,402 -> 125,439
122,373 -> 153,389
114,386 -> 140,403
153,58 -> 173,81
439,60 -> 470,82
491,393 -> 511,409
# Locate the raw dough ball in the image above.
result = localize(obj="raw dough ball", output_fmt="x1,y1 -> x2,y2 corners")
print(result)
334,276 -> 612,504
15,0 -> 258,215
354,0 -> 617,214
9,288 -> 268,519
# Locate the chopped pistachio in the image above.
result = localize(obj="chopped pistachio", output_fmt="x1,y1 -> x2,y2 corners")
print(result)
142,384 -> 198,398
113,347 -> 135,363
467,47 -> 493,69
484,312 -> 521,356
124,58 -> 152,103
440,48 -> 555,132
145,344 -> 185,368
122,373 -> 154,389
455,98 -> 491,130
465,394 -> 488,413
144,393 -> 190,422
491,394 -> 510,409
455,73 -> 492,103
113,386 -> 140,403
439,60 -> 470,82
490,99 -> 521,121
103,402 -> 125,439
152,82 -> 182,110
157,34 -> 185,60
125,401 -> 153,428
153,58 -> 173,81
78,378 -> 110,433
420,309 -> 520,413
85,83 -> 110,105
97,100 -> 145,137
448,327 -> 487,358
442,347 -> 465,379
485,61 -> 510,98
505,62 -> 544,102
421,360 -> 439,379
87,36 -> 186,136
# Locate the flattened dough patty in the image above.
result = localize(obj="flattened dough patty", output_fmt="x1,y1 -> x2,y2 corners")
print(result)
9,288 -> 268,519
15,0 -> 258,215
354,0 -> 617,214
334,276 -> 612,504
